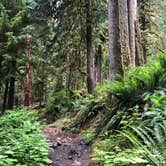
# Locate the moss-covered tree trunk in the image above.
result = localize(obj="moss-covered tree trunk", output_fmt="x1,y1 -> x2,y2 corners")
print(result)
119,0 -> 131,67
86,0 -> 95,93
108,0 -> 123,82
24,35 -> 33,106
135,19 -> 145,66
66,54 -> 71,95
128,0 -> 137,66
95,44 -> 102,84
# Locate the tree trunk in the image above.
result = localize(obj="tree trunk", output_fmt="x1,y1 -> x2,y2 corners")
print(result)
7,57 -> 16,109
128,0 -> 137,66
7,77 -> 15,109
119,0 -> 131,67
0,56 -> 2,87
2,80 -> 9,112
86,0 -> 95,93
95,45 -> 102,84
24,35 -> 33,106
135,19 -> 145,66
66,54 -> 71,95
108,0 -> 123,82
56,69 -> 64,91
139,0 -> 147,63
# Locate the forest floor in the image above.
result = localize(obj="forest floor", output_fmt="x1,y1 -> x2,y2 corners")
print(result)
44,124 -> 97,166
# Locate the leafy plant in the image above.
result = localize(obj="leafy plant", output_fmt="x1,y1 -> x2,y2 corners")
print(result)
122,88 -> 166,166
46,89 -> 71,113
92,133 -> 148,166
108,53 -> 166,101
0,109 -> 51,166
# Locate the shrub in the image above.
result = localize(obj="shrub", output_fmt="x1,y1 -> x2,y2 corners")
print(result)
92,133 -> 148,166
46,89 -> 71,113
0,109 -> 50,166
110,60 -> 161,101
92,54 -> 166,165
122,88 -> 166,165
102,53 -> 166,101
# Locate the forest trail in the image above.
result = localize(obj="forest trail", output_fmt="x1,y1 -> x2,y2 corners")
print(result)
44,124 -> 95,166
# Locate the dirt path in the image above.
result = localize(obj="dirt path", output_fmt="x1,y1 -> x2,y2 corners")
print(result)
44,124 -> 95,166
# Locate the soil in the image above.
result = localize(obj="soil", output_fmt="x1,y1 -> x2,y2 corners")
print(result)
44,124 -> 97,166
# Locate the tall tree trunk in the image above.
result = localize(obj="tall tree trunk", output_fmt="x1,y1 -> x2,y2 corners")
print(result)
139,0 -> 147,63
119,0 -> 131,67
66,54 -> 71,95
7,57 -> 16,109
135,19 -> 145,66
24,35 -> 33,106
128,0 -> 137,66
108,0 -> 123,82
95,44 -> 102,84
56,69 -> 64,91
7,77 -> 15,109
0,56 -> 2,86
2,80 -> 9,112
86,0 -> 95,93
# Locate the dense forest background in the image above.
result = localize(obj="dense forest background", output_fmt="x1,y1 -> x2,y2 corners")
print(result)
0,0 -> 165,109
0,0 -> 166,166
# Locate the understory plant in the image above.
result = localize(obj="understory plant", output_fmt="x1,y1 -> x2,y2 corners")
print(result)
109,54 -> 166,101
122,88 -> 166,165
0,108 -> 51,166
68,53 -> 166,134
91,54 -> 166,165
92,133 -> 148,166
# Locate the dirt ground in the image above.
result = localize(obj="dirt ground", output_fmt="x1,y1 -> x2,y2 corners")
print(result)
44,124 -> 97,166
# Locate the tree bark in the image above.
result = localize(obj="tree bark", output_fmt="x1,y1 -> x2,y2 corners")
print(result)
95,45 -> 102,84
119,0 -> 131,67
2,80 -> 9,112
7,57 -> 16,109
108,0 -> 123,82
66,54 -> 71,95
86,0 -> 95,93
128,0 -> 137,66
139,0 -> 147,63
24,35 -> 33,106
7,77 -> 15,109
135,19 -> 145,66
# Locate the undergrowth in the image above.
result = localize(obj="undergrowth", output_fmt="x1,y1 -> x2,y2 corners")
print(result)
92,133 -> 148,166
70,53 -> 166,131
44,53 -> 166,165
0,109 -> 51,166
66,53 -> 166,165
93,87 -> 166,166
121,88 -> 166,166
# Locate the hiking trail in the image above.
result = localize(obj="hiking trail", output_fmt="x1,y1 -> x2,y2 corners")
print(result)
44,124 -> 96,166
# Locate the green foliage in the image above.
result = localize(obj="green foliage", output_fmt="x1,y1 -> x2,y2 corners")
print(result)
138,0 -> 166,55
122,88 -> 166,165
92,133 -> 148,166
70,93 -> 109,128
0,0 -> 35,107
92,87 -> 166,165
109,54 -> 166,101
0,109 -> 51,166
66,54 -> 166,134
93,54 -> 166,102
158,53 -> 166,87
46,90 -> 71,113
